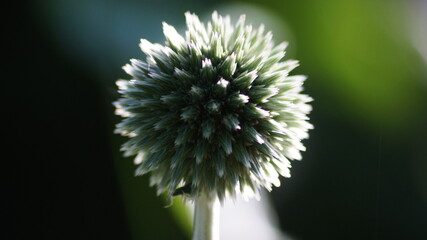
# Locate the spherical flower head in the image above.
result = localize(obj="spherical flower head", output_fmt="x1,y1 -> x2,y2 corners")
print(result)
114,11 -> 313,201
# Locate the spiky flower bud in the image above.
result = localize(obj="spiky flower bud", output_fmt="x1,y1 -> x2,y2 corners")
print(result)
114,11 -> 313,202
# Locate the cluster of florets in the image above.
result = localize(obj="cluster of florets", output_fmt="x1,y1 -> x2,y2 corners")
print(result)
114,12 -> 313,201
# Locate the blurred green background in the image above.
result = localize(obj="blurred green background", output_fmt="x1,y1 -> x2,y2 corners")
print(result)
9,0 -> 427,239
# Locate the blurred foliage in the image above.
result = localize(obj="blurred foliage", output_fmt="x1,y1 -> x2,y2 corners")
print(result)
15,0 -> 427,239
242,0 -> 427,134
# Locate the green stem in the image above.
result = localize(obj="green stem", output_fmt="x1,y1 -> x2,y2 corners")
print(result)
192,194 -> 220,240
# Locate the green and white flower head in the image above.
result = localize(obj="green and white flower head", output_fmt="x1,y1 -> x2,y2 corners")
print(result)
114,11 -> 313,202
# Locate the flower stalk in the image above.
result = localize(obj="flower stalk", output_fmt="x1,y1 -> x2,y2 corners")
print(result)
192,194 -> 220,240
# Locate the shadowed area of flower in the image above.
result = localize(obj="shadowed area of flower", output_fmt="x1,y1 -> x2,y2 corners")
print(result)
114,11 -> 313,202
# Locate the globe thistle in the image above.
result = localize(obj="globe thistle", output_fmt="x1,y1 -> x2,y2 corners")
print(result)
114,11 -> 313,202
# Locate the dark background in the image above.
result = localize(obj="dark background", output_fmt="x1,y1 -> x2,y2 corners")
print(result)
8,0 -> 427,239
